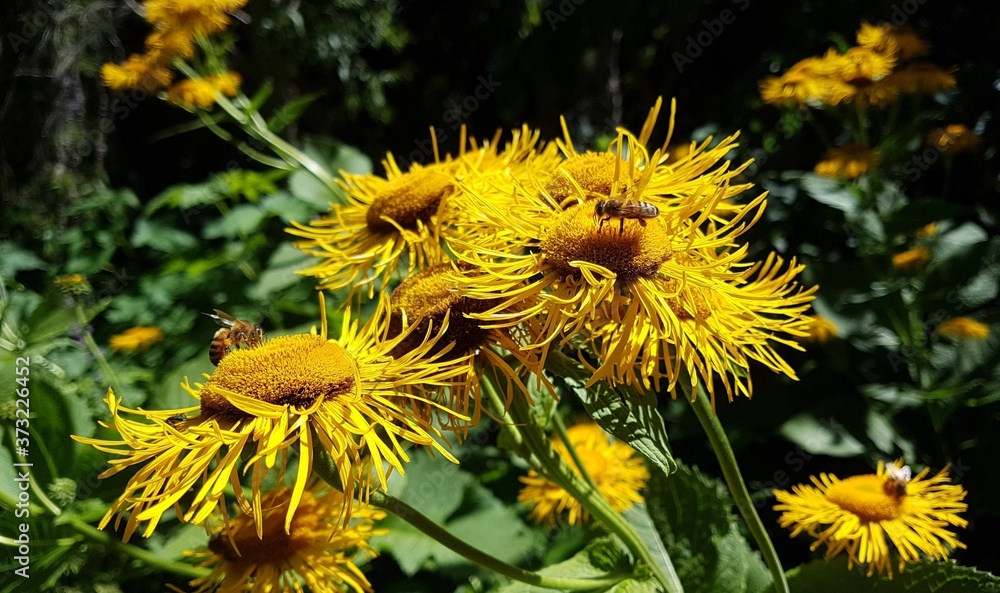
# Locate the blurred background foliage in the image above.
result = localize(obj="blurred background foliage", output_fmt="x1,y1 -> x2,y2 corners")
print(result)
2,0 -> 999,590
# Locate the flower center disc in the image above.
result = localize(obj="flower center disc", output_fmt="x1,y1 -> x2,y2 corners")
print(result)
366,167 -> 454,233
201,335 -> 356,418
210,491 -> 320,564
825,475 -> 904,522
540,202 -> 672,283
390,263 -> 499,355
545,152 -> 639,203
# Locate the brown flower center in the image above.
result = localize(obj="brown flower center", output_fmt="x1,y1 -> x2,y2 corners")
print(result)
544,152 -> 640,204
389,263 -> 501,356
200,335 -> 356,419
366,166 -> 455,233
540,202 -> 672,284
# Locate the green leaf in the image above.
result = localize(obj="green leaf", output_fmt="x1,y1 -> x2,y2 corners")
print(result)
432,505 -> 540,570
496,537 -> 633,593
153,355 -> 214,410
553,358 -> 676,476
202,204 -> 267,239
779,413 -> 866,457
248,243 -> 313,301
786,557 -> 1000,592
131,218 -> 198,252
268,92 -> 323,133
884,200 -> 967,238
388,450 -> 474,523
0,242 -> 46,277
623,503 -> 681,590
799,174 -> 859,213
645,464 -> 772,593
21,293 -> 108,347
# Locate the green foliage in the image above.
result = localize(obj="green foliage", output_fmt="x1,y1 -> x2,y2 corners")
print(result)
786,557 -> 1000,592
645,464 -> 772,593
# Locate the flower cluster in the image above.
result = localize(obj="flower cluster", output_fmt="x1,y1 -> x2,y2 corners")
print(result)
101,0 -> 244,106
760,22 -> 953,110
294,98 -> 815,410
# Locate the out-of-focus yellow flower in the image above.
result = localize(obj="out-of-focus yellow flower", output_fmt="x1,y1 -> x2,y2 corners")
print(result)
927,124 -> 982,155
856,22 -> 930,60
886,63 -> 957,94
54,273 -> 93,296
144,0 -> 247,37
101,54 -> 174,92
838,47 -> 896,83
109,326 -> 165,351
775,460 -> 967,577
190,484 -> 385,593
814,144 -> 880,179
914,222 -> 938,238
800,315 -> 838,344
892,246 -> 932,273
518,422 -> 649,526
936,317 -> 990,340
166,73 -> 241,109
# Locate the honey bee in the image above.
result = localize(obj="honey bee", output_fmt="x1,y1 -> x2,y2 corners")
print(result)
594,198 -> 660,232
205,309 -> 264,365
884,462 -> 912,497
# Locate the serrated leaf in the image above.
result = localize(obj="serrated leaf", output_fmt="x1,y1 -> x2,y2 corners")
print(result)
547,353 -> 676,477
786,557 -> 1000,592
268,92 -> 323,133
645,464 -> 772,593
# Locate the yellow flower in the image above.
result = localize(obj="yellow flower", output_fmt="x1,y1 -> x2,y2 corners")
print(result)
166,73 -> 241,109
288,126 -> 556,302
886,63 -> 957,94
143,0 -> 247,37
73,296 -> 471,541
518,422 -> 649,526
190,484 -> 385,593
936,317 -> 990,340
387,263 -> 548,433
814,144 -> 880,179
109,326 -> 165,351
800,315 -> 838,344
54,273 -> 92,296
774,461 -> 968,577
856,22 -> 929,60
100,54 -> 173,91
760,55 -> 854,108
838,47 -> 896,83
447,100 -> 815,406
914,222 -> 938,238
145,26 -> 196,59
927,124 -> 981,155
892,246 -> 932,273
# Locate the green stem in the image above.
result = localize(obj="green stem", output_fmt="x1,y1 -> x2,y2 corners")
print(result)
687,390 -> 789,593
74,304 -> 125,401
311,448 -> 628,591
551,412 -> 600,490
68,519 -> 208,579
505,395 -> 683,593
369,491 -> 629,591
172,62 -> 339,197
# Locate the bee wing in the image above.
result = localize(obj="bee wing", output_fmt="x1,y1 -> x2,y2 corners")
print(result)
204,309 -> 238,328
